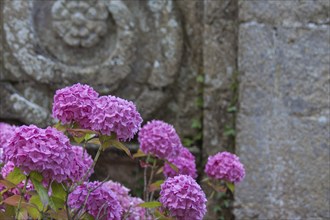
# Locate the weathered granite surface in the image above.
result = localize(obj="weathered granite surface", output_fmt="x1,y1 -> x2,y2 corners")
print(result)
0,0 -> 201,139
235,0 -> 330,219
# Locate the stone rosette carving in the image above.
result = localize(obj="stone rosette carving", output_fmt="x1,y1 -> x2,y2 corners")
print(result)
2,0 -> 183,125
51,0 -> 108,47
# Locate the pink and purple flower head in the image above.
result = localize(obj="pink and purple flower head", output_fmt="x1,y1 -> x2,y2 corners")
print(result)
3,125 -> 75,183
138,120 -> 181,160
68,181 -> 123,220
103,180 -> 148,219
163,147 -> 197,179
52,83 -> 99,127
69,146 -> 94,182
204,151 -> 245,183
89,95 -> 143,141
0,123 -> 16,163
159,175 -> 207,220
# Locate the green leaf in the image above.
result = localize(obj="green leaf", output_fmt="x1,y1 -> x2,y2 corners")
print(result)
224,127 -> 235,137
2,195 -> 21,207
6,167 -> 25,185
154,210 -> 173,220
165,161 -> 179,173
51,182 -> 66,200
73,136 -> 85,144
183,138 -> 194,147
27,205 -> 41,219
191,119 -> 202,129
109,139 -> 132,158
30,177 -> 49,208
0,179 -> 16,189
29,194 -> 43,211
148,180 -> 164,192
30,171 -> 43,182
133,149 -> 147,158
196,75 -> 204,83
195,97 -> 203,108
227,106 -> 237,113
53,122 -> 67,132
84,133 -> 96,141
50,196 -> 65,211
138,201 -> 162,208
226,182 -> 235,193
1,204 -> 15,218
156,166 -> 164,175
82,213 -> 95,220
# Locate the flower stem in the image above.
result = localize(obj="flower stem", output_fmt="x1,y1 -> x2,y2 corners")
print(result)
143,155 -> 150,202
16,175 -> 29,219
148,159 -> 157,201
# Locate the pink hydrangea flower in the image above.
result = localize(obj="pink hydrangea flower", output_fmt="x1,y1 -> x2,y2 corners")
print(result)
126,197 -> 148,220
104,180 -> 131,210
103,180 -> 148,220
52,83 -> 99,127
69,146 -> 94,182
159,175 -> 207,220
138,120 -> 181,159
163,147 -> 197,179
68,181 -> 122,220
0,123 -> 16,163
204,151 -> 245,183
3,125 -> 75,183
89,96 -> 143,141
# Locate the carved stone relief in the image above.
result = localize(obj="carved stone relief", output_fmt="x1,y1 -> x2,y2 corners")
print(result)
1,0 -> 183,126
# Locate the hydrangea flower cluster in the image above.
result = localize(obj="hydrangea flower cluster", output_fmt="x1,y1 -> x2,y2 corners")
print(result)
52,83 -> 99,127
103,180 -> 148,220
52,84 -> 143,141
126,197 -> 148,220
205,151 -> 245,183
0,123 -> 16,163
69,146 -> 94,182
68,181 -> 122,220
104,180 -> 131,210
90,96 -> 143,141
3,125 -> 75,183
163,147 -> 197,179
138,120 -> 181,159
159,175 -> 207,220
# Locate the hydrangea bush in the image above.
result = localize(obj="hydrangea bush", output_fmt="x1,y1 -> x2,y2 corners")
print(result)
0,83 -> 245,220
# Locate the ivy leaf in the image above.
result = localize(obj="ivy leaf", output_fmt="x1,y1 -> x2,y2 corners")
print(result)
191,119 -> 202,129
138,201 -> 162,208
227,106 -> 237,113
6,167 -> 25,185
196,75 -> 204,83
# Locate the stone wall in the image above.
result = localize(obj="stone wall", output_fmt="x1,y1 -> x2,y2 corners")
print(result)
235,0 -> 330,219
1,0 -> 329,219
